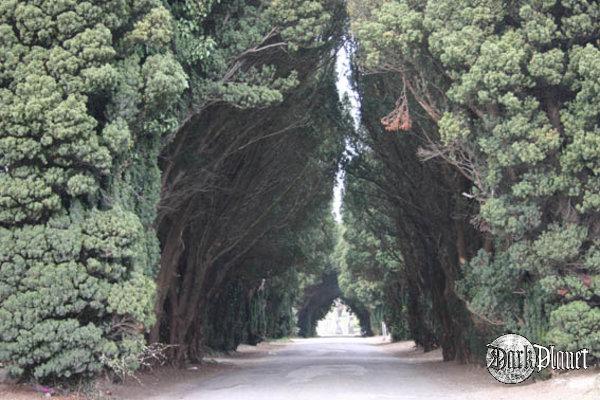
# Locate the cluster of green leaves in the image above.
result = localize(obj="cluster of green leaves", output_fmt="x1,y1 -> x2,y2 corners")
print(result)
336,215 -> 403,336
169,0 -> 339,110
0,0 -> 188,381
349,0 -> 599,356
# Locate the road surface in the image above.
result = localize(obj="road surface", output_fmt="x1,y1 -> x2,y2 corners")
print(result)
143,337 -> 598,400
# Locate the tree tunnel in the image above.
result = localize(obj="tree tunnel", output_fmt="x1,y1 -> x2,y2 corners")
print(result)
2,0 -> 599,384
296,271 -> 373,338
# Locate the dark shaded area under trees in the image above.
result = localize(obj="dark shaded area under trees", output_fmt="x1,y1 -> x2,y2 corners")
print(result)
297,270 -> 373,338
149,0 -> 351,362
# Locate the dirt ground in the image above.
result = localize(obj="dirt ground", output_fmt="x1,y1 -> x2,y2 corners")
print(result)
108,341 -> 290,400
377,339 -> 600,400
0,341 -> 289,400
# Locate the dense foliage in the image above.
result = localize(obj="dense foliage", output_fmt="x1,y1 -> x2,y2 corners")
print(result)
339,74 -> 487,359
347,0 -> 599,359
2,0 -> 598,385
0,0 -> 186,380
336,211 -> 405,338
149,0 -> 348,362
0,0 -> 349,380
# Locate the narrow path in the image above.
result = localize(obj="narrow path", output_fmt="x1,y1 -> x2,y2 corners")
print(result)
143,337 -> 598,400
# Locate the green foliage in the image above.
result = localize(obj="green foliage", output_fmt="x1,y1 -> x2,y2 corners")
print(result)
0,210 -> 154,380
336,218 -> 402,336
204,270 -> 299,351
349,0 -> 600,358
0,0 -> 186,381
547,301 -> 600,353
268,0 -> 333,50
169,0 -> 340,110
150,1 -> 349,359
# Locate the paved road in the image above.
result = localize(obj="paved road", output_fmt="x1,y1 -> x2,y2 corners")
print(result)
149,337 -> 598,400
157,337 -> 484,400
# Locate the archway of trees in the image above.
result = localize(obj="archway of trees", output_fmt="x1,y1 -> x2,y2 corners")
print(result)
297,271 -> 373,338
0,0 -> 598,384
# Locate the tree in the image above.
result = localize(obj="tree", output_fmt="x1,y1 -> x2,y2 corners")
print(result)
348,0 -> 600,357
0,0 -> 186,380
149,0 -> 349,362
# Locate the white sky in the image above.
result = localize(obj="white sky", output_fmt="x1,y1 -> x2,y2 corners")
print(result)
332,44 -> 361,223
